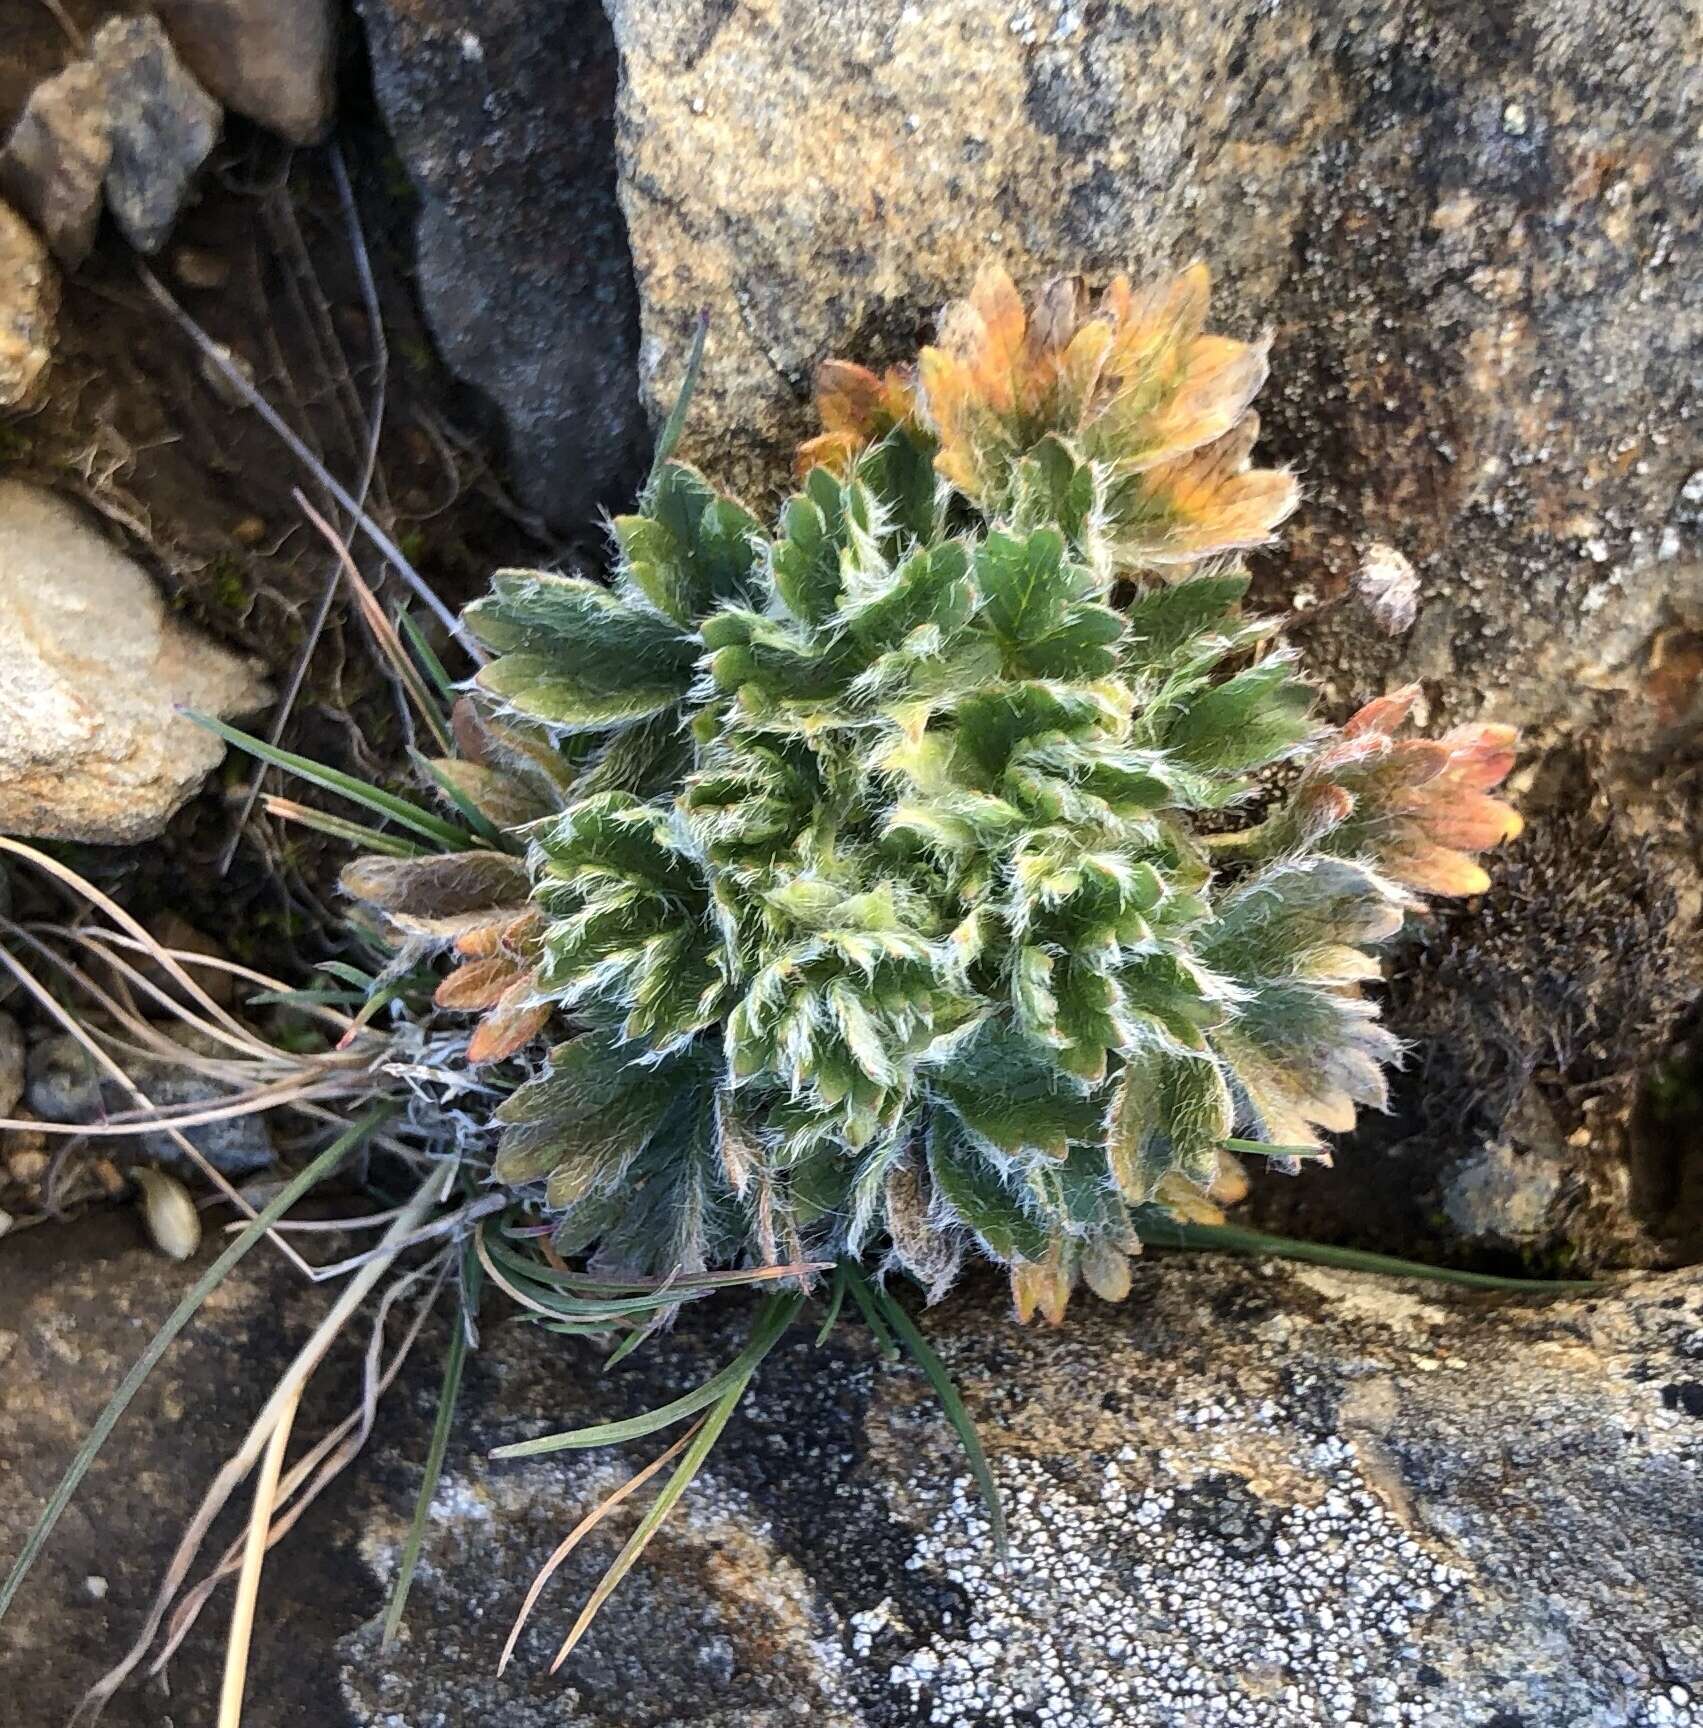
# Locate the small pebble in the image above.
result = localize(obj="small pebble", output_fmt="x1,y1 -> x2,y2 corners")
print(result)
134,1166 -> 201,1261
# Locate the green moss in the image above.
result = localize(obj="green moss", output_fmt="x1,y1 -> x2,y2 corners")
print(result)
203,553 -> 252,612
0,417 -> 34,464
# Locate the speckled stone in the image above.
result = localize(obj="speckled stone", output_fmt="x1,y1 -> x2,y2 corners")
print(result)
2,1217 -> 1697,1727
0,197 -> 56,404
91,15 -> 221,255
603,0 -> 1703,1266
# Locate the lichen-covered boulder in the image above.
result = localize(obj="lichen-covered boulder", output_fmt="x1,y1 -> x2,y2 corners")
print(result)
2,1220 -> 1697,1728
601,0 -> 1703,1266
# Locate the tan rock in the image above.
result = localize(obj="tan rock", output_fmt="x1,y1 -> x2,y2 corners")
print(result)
0,479 -> 270,843
0,59 -> 112,267
0,199 -> 57,403
151,0 -> 337,145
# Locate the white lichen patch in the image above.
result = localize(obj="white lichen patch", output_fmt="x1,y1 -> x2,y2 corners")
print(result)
1635,1685 -> 1699,1728
879,1436 -> 1468,1728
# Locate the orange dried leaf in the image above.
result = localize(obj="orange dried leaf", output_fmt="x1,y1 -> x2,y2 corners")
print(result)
1343,684 -> 1424,738
467,978 -> 550,1064
435,955 -> 526,1012
453,908 -> 542,960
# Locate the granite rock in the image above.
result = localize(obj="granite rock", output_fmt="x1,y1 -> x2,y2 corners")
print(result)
0,197 -> 56,403
151,0 -> 337,144
600,0 -> 1703,1264
0,59 -> 112,266
1,1225 -> 1697,1727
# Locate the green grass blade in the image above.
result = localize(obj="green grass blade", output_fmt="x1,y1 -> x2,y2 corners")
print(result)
602,1322 -> 655,1372
1137,1214 -> 1600,1292
813,1265 -> 848,1347
491,1292 -> 801,1459
263,799 -> 427,858
478,1230 -> 717,1324
377,617 -> 456,756
382,1242 -> 484,1649
548,1287 -> 800,1670
551,1354 -> 748,1669
1221,1137 -> 1330,1160
0,1110 -> 389,1627
489,1242 -> 823,1295
839,1259 -> 899,1361
647,309 -> 709,487
185,712 -> 478,851
244,987 -> 370,1009
409,749 -> 517,854
319,961 -> 378,988
397,609 -> 460,712
848,1267 -> 1008,1558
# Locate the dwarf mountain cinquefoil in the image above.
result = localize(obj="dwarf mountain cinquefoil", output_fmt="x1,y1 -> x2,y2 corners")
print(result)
349,262 -> 1522,1322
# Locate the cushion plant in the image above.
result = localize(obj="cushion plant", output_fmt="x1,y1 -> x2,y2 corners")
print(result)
364,260 -> 1521,1322
2,262 -> 1526,1690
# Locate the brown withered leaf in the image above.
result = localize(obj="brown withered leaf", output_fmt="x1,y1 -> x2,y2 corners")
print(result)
1079,1238 -> 1133,1304
455,909 -> 543,960
424,758 -> 556,831
910,259 -> 1289,561
715,1090 -> 765,1199
883,1153 -> 961,1299
1120,412 -> 1299,564
1315,686 -> 1523,898
452,696 -> 578,798
341,850 -> 531,919
795,359 -> 918,477
1010,1245 -> 1071,1326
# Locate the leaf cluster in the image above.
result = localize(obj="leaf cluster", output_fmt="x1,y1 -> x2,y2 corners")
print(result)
363,263 -> 1520,1319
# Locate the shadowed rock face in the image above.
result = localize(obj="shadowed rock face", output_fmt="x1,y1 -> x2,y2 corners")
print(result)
600,0 -> 1703,1266
3,1216 -> 1698,1727
353,0 -> 650,536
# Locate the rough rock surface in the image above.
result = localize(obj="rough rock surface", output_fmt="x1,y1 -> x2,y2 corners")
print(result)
0,479 -> 270,843
0,1012 -> 23,1119
92,15 -> 221,254
24,1031 -> 275,1179
602,0 -> 1703,1265
0,198 -> 56,403
2,1224 -> 1698,1728
151,0 -> 336,144
0,60 -> 112,266
353,0 -> 649,533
